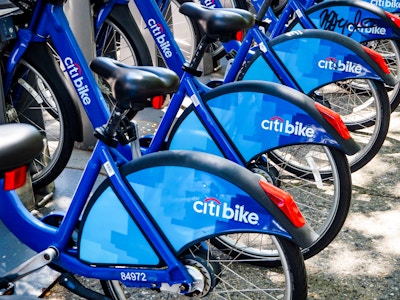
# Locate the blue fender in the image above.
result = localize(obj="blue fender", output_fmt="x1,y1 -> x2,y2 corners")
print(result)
77,151 -> 318,265
241,29 -> 397,94
363,0 -> 400,13
303,0 -> 400,40
167,81 -> 360,162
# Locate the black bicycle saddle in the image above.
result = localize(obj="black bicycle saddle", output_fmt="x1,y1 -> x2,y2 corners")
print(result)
179,2 -> 254,36
0,123 -> 43,173
90,57 -> 180,109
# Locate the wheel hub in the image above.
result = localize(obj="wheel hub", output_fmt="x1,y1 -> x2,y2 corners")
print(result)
181,255 -> 217,297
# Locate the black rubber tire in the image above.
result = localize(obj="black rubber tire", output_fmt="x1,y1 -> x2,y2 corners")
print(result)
311,79 -> 390,173
93,3 -> 153,67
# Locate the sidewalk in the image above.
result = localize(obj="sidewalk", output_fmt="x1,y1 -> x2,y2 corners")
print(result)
1,106 -> 400,299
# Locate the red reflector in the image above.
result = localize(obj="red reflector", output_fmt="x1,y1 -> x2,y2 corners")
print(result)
235,30 -> 244,41
152,95 -> 165,109
386,11 -> 400,28
259,179 -> 306,228
361,45 -> 390,74
315,102 -> 351,140
4,165 -> 27,191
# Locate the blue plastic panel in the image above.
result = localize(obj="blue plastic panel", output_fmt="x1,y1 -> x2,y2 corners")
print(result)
126,165 -> 289,252
307,5 -> 397,40
270,36 -> 381,93
169,91 -> 339,161
79,186 -> 160,265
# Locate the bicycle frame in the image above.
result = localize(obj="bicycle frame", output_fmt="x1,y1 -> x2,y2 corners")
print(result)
98,1 -> 395,93
3,0 -> 360,172
0,1 -> 323,291
1,133 -> 305,288
111,0 -> 365,160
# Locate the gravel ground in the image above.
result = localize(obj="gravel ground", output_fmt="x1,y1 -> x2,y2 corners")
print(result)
36,109 -> 400,299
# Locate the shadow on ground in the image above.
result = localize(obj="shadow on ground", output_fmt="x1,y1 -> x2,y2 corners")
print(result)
306,110 -> 400,299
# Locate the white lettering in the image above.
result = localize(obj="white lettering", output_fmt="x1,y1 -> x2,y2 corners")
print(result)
318,58 -> 365,75
347,23 -> 386,35
261,119 -> 315,138
63,57 -> 91,105
203,0 -> 216,8
147,19 -> 173,58
193,200 -> 259,225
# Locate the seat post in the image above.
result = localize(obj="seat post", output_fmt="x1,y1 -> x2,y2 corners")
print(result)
182,35 -> 218,77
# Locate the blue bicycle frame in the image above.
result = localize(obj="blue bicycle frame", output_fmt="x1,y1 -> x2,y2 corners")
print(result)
0,0 -> 322,290
1,125 -> 312,288
3,0 -> 361,176
97,1 -> 395,94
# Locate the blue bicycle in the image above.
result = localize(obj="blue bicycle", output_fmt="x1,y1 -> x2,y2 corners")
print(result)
0,64 -> 313,298
216,0 -> 400,111
2,0 -> 358,265
91,0 -> 395,175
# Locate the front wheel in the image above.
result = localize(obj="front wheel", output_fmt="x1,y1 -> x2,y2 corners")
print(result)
101,235 -> 307,299
2,44 -> 77,192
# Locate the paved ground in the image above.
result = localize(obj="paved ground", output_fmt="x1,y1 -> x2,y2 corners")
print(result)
1,106 -> 400,299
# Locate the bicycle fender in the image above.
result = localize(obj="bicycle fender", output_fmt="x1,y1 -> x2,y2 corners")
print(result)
302,0 -> 400,41
167,81 -> 360,162
243,29 -> 396,94
363,0 -> 400,13
22,42 -> 83,142
77,150 -> 318,265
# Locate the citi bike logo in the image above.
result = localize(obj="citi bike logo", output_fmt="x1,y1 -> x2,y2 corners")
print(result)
318,57 -> 364,75
261,116 -> 315,138
193,198 -> 259,225
347,23 -> 387,35
203,0 -> 217,8
64,57 -> 91,105
147,19 -> 172,58
370,0 -> 400,9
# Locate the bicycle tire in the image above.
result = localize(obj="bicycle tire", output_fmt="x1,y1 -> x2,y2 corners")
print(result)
92,2 -> 153,111
363,38 -> 400,113
2,44 -> 76,192
213,145 -> 351,265
100,235 -> 307,299
310,78 -> 390,173
93,3 -> 152,67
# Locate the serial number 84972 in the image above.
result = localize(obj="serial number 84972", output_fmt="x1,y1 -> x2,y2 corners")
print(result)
120,272 -> 147,281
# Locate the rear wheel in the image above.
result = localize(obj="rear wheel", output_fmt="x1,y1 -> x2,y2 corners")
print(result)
239,50 -> 391,173
3,44 -> 76,192
362,38 -> 400,113
92,3 -> 153,111
311,79 -> 390,172
101,235 -> 307,299
212,145 -> 352,266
